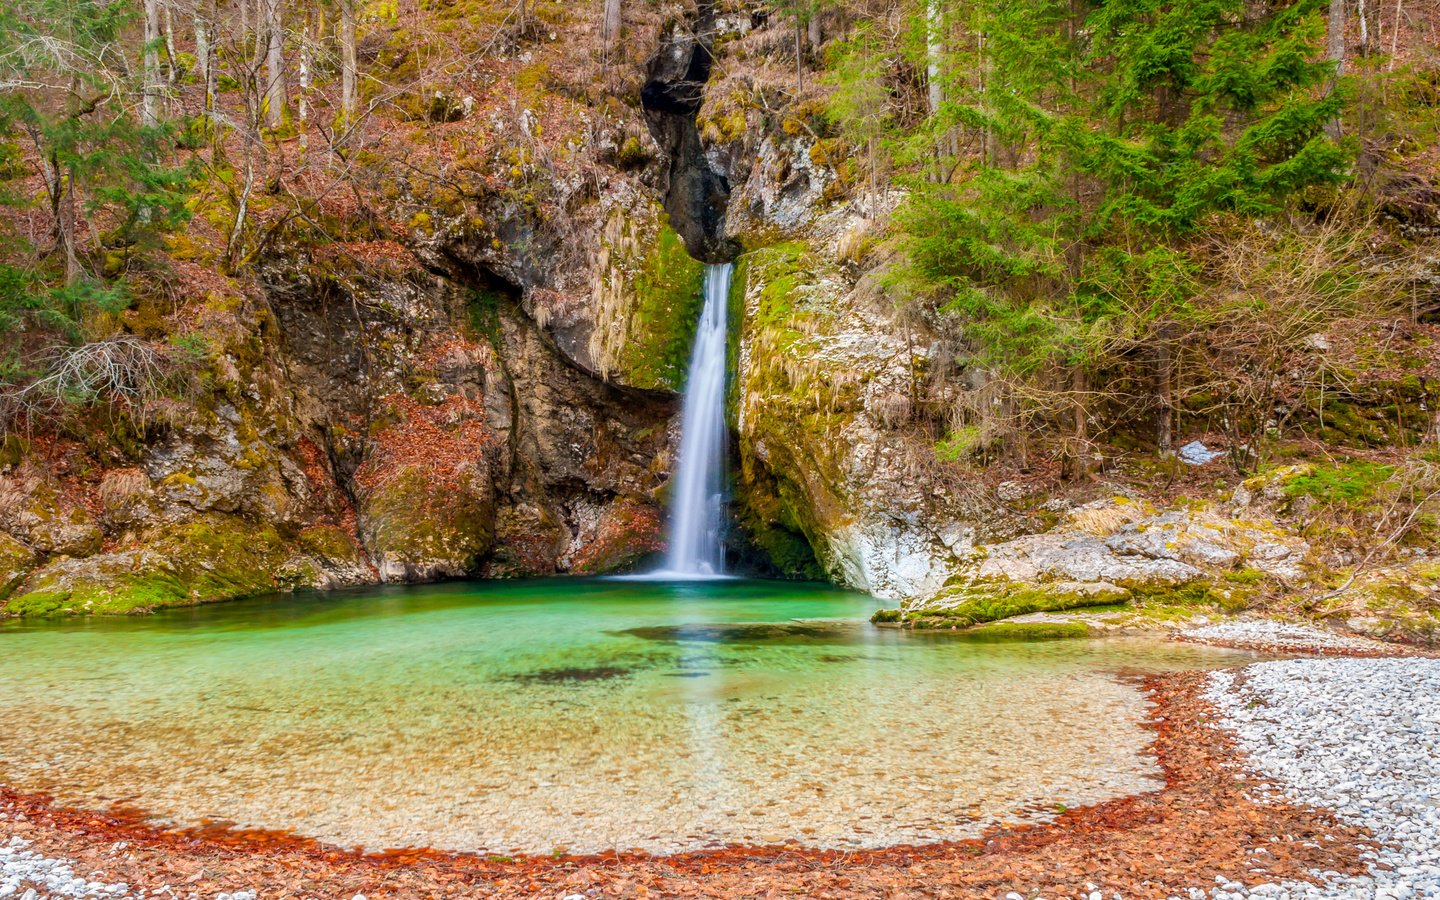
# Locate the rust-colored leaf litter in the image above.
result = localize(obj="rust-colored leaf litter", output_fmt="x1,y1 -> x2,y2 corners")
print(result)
0,673 -> 1371,898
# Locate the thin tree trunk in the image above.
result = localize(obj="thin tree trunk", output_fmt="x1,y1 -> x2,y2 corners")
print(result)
162,1 -> 179,83
795,19 -> 804,91
298,7 -> 311,161
1063,368 -> 1090,480
142,0 -> 162,128
61,167 -> 81,286
194,1 -> 212,112
601,0 -> 622,78
1156,327 -> 1175,455
340,0 -> 357,129
926,0 -> 943,117
1389,0 -> 1402,67
228,150 -> 256,271
1326,0 -> 1345,139
263,0 -> 287,130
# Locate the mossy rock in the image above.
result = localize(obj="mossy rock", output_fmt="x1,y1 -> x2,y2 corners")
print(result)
0,533 -> 39,601
361,468 -> 494,580
957,620 -> 1093,641
0,477 -> 103,557
890,582 -> 1130,629
619,222 -> 706,391
4,516 -> 290,616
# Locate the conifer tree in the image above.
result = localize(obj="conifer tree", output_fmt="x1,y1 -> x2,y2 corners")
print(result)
899,0 -> 1348,470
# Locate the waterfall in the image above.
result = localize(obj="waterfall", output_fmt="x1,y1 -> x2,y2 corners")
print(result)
659,262 -> 733,578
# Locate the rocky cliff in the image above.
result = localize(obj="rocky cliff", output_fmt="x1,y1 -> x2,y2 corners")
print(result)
2,0 -> 1438,641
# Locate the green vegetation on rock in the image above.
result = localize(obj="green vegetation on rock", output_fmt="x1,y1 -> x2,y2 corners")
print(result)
4,516 -> 290,616
620,223 -> 706,391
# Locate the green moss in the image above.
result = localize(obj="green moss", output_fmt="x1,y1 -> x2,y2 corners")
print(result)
957,620 -> 1092,641
5,516 -> 290,616
901,583 -> 1130,629
298,524 -> 365,564
1224,567 -> 1264,585
0,533 -> 39,601
1283,458 -> 1395,505
620,221 -> 706,391
733,454 -> 827,580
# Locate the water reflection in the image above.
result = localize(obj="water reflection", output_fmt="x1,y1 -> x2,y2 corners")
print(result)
0,578 -> 1256,854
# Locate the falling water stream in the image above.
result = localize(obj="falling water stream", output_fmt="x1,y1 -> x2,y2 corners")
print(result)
658,262 -> 733,577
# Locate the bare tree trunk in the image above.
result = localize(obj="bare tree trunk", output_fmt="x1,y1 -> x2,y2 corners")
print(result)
340,0 -> 357,129
926,0 -> 943,117
1068,368 -> 1090,480
1329,0 -> 1347,69
1359,0 -> 1371,51
1156,326 -> 1175,455
298,7 -> 311,161
142,0 -> 163,128
228,149 -> 256,271
795,19 -> 804,91
60,167 -> 81,286
162,1 -> 179,83
1389,0 -> 1403,67
194,0 -> 213,112
601,0 -> 622,80
807,0 -> 822,50
262,0 -> 287,130
1326,0 -> 1345,139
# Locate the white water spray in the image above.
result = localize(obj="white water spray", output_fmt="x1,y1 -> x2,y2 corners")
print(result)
657,262 -> 733,578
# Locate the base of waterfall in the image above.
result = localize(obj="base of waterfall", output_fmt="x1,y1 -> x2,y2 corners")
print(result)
9,656 -> 1428,899
608,569 -> 736,582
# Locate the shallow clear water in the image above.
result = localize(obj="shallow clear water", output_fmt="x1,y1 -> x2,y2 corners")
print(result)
0,579 -> 1254,854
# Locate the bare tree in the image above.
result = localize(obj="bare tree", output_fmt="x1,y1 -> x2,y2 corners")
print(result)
298,5 -> 311,159
1326,0 -> 1346,138
142,0 -> 163,128
340,0 -> 357,127
262,0 -> 287,129
162,0 -> 179,83
601,0 -> 623,71
194,0 -> 217,113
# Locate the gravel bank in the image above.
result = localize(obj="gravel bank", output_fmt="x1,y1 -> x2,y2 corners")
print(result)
1180,620 -> 1396,654
0,837 -> 130,899
1202,657 -> 1440,899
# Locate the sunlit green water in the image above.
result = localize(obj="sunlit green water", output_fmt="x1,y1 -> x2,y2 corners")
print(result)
0,578 -> 1253,854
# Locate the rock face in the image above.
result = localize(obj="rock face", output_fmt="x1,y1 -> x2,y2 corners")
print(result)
730,240 -> 982,599
0,238 -> 681,615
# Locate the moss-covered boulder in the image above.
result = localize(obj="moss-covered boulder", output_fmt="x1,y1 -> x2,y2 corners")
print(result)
359,468 -> 495,581
888,581 -> 1130,629
0,532 -> 38,600
4,515 -> 292,616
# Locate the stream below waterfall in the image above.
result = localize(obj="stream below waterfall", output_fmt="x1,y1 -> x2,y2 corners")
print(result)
0,579 -> 1258,855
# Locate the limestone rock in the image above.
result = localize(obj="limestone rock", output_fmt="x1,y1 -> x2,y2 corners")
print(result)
0,469 -> 102,557
4,515 -> 293,616
0,532 -> 38,600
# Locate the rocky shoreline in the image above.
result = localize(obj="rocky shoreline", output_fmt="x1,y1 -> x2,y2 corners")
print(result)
5,625 -> 1425,898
